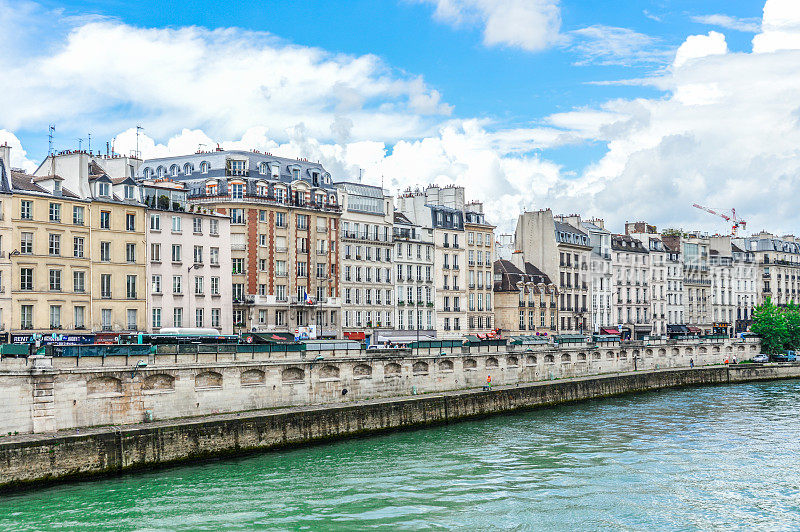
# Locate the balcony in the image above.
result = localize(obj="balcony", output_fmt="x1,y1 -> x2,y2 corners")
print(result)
188,191 -> 342,213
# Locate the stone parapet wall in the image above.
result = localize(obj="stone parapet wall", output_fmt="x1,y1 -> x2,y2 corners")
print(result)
0,339 -> 760,435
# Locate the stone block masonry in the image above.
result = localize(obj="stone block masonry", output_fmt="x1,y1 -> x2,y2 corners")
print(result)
1,362 -> 798,492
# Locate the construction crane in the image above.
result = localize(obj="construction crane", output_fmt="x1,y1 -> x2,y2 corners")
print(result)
692,204 -> 747,236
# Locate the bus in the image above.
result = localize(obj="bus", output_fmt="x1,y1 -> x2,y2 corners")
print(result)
118,328 -> 239,345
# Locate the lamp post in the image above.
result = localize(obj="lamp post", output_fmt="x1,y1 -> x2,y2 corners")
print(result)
187,263 -> 201,328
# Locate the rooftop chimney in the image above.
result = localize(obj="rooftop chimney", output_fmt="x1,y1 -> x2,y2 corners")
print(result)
0,142 -> 11,175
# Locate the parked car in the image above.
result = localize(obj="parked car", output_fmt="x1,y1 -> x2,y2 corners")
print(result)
752,353 -> 769,363
780,350 -> 797,362
770,352 -> 790,362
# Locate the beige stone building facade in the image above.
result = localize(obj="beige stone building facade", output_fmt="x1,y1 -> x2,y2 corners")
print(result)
465,202 -> 495,333
492,254 -> 558,336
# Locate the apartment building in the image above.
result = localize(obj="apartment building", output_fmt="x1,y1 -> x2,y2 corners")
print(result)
625,222 -> 669,336
736,231 -> 800,309
396,186 -> 469,338
493,254 -> 558,336
139,150 -> 341,338
0,146 -> 11,338
392,211 -> 435,339
336,182 -> 394,342
141,179 -> 233,333
515,210 -> 592,334
611,234 -> 651,339
0,150 -> 148,338
465,202 -> 495,333
731,241 -> 758,332
581,218 -> 612,333
662,239 -> 685,327
662,231 -> 712,333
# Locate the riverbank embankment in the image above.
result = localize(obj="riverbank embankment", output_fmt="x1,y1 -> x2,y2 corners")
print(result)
1,362 -> 797,493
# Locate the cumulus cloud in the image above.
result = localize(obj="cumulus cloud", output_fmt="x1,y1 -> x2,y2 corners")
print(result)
419,0 -> 562,52
0,0 -> 451,145
752,0 -> 800,52
672,31 -> 728,68
0,130 -> 37,172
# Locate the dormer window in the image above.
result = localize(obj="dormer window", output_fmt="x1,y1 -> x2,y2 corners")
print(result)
275,187 -> 285,203
227,159 -> 246,176
170,165 -> 179,177
200,161 -> 210,174
124,184 -> 135,200
231,182 -> 244,199
312,172 -> 319,187
184,163 -> 193,175
206,180 -> 218,196
98,182 -> 110,197
259,162 -> 268,175
256,181 -> 268,196
292,168 -> 300,180
270,163 -> 280,179
157,166 -> 165,179
53,181 -> 62,194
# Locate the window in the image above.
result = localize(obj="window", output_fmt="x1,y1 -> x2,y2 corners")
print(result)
74,306 -> 85,329
297,214 -> 308,230
126,243 -> 136,263
152,274 -> 162,293
297,261 -> 307,277
276,212 -> 286,227
259,234 -> 267,246
98,182 -> 110,197
232,258 -> 244,274
21,305 -> 33,329
152,308 -> 162,328
172,244 -> 182,262
173,308 -> 183,328
73,237 -> 84,258
20,200 -> 32,220
211,276 -> 220,295
127,309 -> 137,330
49,203 -> 61,222
173,276 -> 182,294
195,309 -> 204,327
100,241 -> 111,262
194,245 -> 203,264
150,214 -> 161,230
172,216 -> 182,232
20,232 -> 32,254
71,206 -> 84,225
101,274 -> 112,298
193,217 -> 202,233
200,161 -> 209,174
151,243 -> 161,262
101,309 -> 112,330
73,271 -> 85,293
195,276 -> 204,295
125,214 -> 136,231
231,183 -> 244,199
230,209 -> 244,224
210,247 -> 219,265
100,211 -> 110,229
210,219 -> 219,235
126,275 -> 137,299
124,185 -> 135,200
50,305 -> 61,328
48,234 -> 60,256
211,308 -> 221,328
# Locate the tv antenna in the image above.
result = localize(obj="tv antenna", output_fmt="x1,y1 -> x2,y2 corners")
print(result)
135,125 -> 144,159
48,125 -> 56,156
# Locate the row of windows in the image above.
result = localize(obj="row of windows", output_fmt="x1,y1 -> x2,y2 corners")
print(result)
344,288 -> 394,306
466,232 -> 492,246
18,269 -> 138,299
150,214 -> 220,235
145,161 -> 329,182
151,274 -> 222,296
19,200 -> 136,229
150,243 -> 221,265
18,305 -> 136,330
152,307 -> 223,329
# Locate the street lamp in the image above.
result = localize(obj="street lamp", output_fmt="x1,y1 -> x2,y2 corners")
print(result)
187,263 -> 201,328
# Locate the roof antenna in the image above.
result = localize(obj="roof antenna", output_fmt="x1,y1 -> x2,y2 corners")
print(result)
87,133 -> 92,154
359,168 -> 363,183
78,137 -> 83,151
48,125 -> 56,156
135,125 -> 144,159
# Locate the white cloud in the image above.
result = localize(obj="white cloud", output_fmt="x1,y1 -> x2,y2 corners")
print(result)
672,31 -> 728,68
691,14 -> 760,33
753,0 -> 800,52
0,1 -> 451,146
568,25 -> 672,66
419,0 -> 562,52
0,130 -> 37,172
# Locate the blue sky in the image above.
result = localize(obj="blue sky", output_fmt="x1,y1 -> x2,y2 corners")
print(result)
2,0 -> 799,235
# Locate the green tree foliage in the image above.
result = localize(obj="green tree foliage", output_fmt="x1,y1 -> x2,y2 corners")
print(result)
750,298 -> 799,354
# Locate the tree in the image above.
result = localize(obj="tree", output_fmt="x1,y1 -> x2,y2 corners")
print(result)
782,301 -> 800,350
751,298 -> 788,354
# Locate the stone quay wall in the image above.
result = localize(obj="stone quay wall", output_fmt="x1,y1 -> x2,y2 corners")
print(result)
1,360 -> 799,493
0,338 -> 760,436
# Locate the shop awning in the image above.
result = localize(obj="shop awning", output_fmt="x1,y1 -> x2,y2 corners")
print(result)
687,326 -> 702,334
344,331 -> 366,340
600,328 -> 621,335
667,324 -> 690,333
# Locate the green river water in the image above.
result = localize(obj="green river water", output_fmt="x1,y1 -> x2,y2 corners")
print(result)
1,380 -> 799,531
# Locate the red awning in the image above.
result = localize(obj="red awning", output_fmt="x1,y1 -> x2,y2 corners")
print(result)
600,328 -> 621,335
687,326 -> 701,334
344,331 -> 366,340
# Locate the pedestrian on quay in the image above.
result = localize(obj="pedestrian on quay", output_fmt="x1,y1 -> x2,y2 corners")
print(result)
690,358 -> 694,368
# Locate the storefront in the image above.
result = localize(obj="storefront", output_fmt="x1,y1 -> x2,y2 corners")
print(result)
10,333 -> 96,345
712,322 -> 731,337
